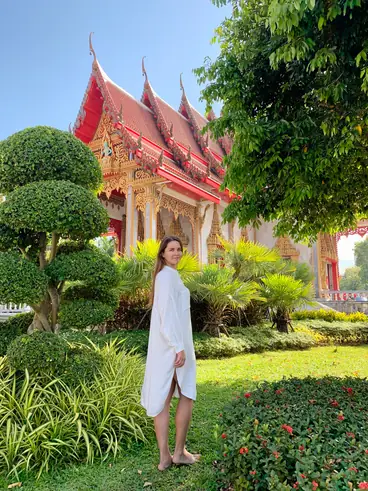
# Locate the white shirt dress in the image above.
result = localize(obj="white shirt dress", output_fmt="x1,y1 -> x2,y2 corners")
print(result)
141,265 -> 197,417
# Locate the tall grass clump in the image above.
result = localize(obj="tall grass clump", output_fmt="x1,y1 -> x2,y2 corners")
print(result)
0,341 -> 150,478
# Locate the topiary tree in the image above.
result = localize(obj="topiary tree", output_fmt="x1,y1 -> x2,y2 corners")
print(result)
0,126 -> 119,333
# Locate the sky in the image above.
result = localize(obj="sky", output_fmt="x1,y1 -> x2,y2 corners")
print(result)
0,0 -> 230,141
338,235 -> 363,273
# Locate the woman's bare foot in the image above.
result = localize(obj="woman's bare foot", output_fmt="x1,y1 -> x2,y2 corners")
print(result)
172,449 -> 200,465
158,455 -> 172,471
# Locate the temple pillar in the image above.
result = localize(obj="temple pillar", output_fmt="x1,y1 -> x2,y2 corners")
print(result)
145,201 -> 157,240
125,185 -> 134,257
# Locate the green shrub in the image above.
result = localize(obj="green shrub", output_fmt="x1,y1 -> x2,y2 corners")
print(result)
218,377 -> 368,490
298,319 -> 368,345
0,342 -> 148,477
291,309 -> 368,323
0,312 -> 34,355
59,299 -> 115,330
61,344 -> 103,386
7,331 -> 68,374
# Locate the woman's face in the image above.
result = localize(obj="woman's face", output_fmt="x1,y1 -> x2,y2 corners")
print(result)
162,240 -> 182,268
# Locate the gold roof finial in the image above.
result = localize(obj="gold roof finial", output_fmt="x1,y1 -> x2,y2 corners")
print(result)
89,32 -> 97,63
180,73 -> 185,93
142,56 -> 148,81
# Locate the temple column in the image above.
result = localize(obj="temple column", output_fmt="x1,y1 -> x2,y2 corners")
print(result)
125,185 -> 134,257
145,201 -> 157,240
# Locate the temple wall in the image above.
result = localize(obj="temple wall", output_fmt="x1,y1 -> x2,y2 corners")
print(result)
181,216 -> 193,252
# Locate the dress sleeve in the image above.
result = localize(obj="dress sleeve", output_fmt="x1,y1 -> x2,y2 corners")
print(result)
155,272 -> 184,354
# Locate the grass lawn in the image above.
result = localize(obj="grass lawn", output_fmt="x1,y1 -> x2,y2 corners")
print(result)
2,345 -> 368,491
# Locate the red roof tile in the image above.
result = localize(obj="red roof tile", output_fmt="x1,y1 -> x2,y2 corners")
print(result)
99,67 -> 169,151
154,95 -> 204,158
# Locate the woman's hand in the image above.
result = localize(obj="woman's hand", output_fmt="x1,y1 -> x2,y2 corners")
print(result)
174,350 -> 186,368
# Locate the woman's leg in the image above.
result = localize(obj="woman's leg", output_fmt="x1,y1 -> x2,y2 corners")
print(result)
154,377 -> 176,471
173,389 -> 199,464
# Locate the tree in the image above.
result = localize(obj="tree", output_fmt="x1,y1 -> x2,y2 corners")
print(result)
339,266 -> 364,290
354,237 -> 368,287
0,126 -> 119,333
260,274 -> 314,332
195,0 -> 368,242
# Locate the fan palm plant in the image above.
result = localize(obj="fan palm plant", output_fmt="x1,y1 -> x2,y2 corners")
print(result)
260,274 -> 314,333
185,264 -> 261,337
212,238 -> 281,282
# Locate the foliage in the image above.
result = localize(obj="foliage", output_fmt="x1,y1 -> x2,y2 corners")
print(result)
7,331 -> 68,374
48,245 -> 119,288
196,0 -> 368,242
0,127 -> 112,333
94,236 -> 116,258
0,312 -> 33,356
298,319 -> 368,344
292,262 -> 315,286
339,266 -> 365,291
218,376 -> 368,490
0,180 -> 108,240
260,274 -> 314,332
291,309 -> 368,322
0,252 -> 48,305
185,265 -> 260,336
59,299 -> 115,330
354,238 -> 368,288
0,126 -> 102,194
0,342 -> 148,478
61,344 -> 103,386
212,238 -> 280,282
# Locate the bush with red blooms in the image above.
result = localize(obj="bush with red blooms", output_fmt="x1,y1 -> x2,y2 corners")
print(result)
218,377 -> 368,490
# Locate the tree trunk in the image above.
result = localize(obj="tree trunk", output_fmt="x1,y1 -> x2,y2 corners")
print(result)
202,305 -> 223,337
276,318 -> 289,333
28,298 -> 53,333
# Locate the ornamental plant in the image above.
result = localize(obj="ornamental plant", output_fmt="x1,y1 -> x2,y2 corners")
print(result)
0,126 -> 118,333
218,376 -> 368,490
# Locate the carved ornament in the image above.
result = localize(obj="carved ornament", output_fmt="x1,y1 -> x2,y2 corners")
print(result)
169,216 -> 189,247
275,236 -> 300,261
207,204 -> 224,262
160,194 -> 196,226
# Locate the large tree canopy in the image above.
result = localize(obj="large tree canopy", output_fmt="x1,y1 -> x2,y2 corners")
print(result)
196,0 -> 368,242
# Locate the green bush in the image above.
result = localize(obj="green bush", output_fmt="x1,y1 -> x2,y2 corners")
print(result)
0,342 -> 148,477
0,312 -> 34,356
291,309 -> 368,323
61,345 -> 103,386
298,320 -> 368,345
218,377 -> 368,490
59,299 -> 115,330
7,331 -> 68,374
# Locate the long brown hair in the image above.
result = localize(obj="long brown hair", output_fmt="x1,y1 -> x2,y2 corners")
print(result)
150,235 -> 183,305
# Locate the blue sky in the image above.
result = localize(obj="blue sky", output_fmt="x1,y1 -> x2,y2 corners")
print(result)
0,0 -> 230,141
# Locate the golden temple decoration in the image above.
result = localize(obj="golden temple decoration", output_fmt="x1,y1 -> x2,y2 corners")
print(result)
134,188 -> 148,214
103,173 -> 128,199
160,194 -> 196,226
157,212 -> 165,241
241,227 -> 249,241
95,112 -> 115,140
198,203 -> 210,231
169,216 -> 189,247
275,236 -> 300,261
207,204 -> 224,263
318,233 -> 338,261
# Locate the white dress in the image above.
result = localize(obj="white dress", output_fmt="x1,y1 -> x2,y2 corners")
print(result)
141,265 -> 196,417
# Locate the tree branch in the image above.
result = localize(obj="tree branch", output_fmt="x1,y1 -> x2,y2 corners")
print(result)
39,233 -> 47,270
50,232 -> 60,262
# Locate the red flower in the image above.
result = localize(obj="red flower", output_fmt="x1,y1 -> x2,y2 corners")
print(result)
300,473 -> 307,479
244,392 -> 251,398
337,414 -> 345,421
346,387 -> 354,396
330,399 -> 339,407
272,451 -> 280,459
309,399 -> 317,404
299,445 -> 305,452
249,470 -> 256,476
239,447 -> 249,454
349,466 -> 358,472
293,483 -> 299,489
365,449 -> 368,454
307,427 -> 312,432
281,424 -> 293,435
223,452 -> 227,457
275,389 -> 284,395
221,433 -> 227,439
358,483 -> 368,489
312,481 -> 319,490
219,413 -> 222,417
346,432 -> 355,438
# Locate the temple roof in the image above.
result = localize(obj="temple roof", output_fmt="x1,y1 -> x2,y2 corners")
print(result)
73,39 -> 232,203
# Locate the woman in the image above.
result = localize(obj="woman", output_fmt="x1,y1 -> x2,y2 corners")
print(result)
141,236 -> 198,471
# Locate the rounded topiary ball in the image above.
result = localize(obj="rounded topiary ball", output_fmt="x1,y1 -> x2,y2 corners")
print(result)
0,126 -> 102,194
61,345 -> 103,386
7,331 -> 68,374
0,312 -> 34,356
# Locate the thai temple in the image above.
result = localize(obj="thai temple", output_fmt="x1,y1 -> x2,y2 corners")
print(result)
72,36 -> 339,297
